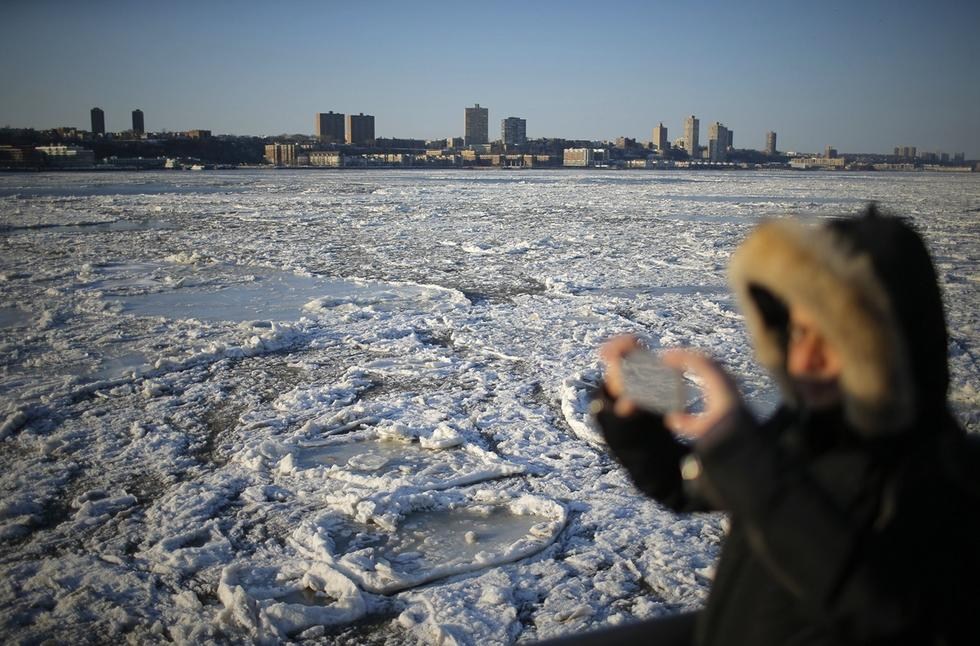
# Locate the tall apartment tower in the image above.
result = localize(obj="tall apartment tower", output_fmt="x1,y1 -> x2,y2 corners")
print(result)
766,131 -> 777,156
132,109 -> 144,136
684,115 -> 699,158
501,117 -> 527,146
345,113 -> 375,146
316,112 -> 345,143
464,104 -> 489,146
653,123 -> 668,153
708,122 -> 730,162
91,107 -> 105,135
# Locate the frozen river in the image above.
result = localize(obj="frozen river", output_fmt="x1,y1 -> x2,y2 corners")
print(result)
1,169 -> 978,643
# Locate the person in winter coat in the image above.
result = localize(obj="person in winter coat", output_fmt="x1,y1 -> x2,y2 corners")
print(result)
592,206 -> 979,645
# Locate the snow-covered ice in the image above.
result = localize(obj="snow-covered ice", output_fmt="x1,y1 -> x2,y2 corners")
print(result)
291,489 -> 565,595
1,169 -> 977,643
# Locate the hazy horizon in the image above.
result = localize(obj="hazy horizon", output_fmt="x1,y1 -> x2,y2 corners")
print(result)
2,0 -> 979,157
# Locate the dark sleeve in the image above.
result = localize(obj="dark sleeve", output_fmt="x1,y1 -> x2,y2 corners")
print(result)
590,384 -> 699,512
693,409 -> 916,641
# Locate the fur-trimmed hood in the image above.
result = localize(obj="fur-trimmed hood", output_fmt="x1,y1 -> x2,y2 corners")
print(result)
728,207 -> 950,436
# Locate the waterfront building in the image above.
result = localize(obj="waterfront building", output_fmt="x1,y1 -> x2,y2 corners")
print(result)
501,117 -> 527,146
308,150 -> 344,167
684,115 -> 699,158
346,113 -> 375,145
315,112 -> 345,143
464,104 -> 489,146
653,123 -> 668,153
91,107 -> 105,135
36,144 -> 96,167
264,143 -> 296,166
563,148 -> 594,167
446,137 -> 464,149
790,156 -> 846,170
708,122 -> 729,162
825,145 -> 838,159
185,130 -> 211,139
766,131 -> 777,155
132,109 -> 144,136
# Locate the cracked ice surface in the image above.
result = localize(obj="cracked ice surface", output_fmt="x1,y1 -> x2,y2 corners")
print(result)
1,169 -> 978,644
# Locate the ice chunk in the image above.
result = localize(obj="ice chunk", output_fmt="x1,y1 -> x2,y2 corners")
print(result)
398,570 -> 518,646
142,521 -> 235,576
216,561 -> 365,642
560,369 -> 605,445
274,429 -> 524,493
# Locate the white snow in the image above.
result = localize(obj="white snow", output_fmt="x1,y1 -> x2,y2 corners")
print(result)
1,169 -> 977,643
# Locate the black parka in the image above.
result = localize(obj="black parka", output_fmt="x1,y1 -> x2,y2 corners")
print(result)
594,208 -> 980,645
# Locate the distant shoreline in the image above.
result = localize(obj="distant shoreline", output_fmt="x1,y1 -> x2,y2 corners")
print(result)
0,165 -> 976,174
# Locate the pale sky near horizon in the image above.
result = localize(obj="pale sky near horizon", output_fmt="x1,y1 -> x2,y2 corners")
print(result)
2,0 -> 979,157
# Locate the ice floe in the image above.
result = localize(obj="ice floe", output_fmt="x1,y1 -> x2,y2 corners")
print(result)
292,489 -> 566,594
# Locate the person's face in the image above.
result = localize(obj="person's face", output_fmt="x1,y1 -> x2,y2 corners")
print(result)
786,303 -> 843,407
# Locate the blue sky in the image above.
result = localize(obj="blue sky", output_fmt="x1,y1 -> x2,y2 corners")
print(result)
2,0 -> 978,156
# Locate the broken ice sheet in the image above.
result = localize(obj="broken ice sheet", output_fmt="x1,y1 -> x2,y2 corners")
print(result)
274,429 -> 524,494
291,490 -> 566,594
216,560 -> 366,641
92,260 -> 467,323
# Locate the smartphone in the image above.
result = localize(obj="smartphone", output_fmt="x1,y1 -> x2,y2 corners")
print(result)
619,350 -> 686,414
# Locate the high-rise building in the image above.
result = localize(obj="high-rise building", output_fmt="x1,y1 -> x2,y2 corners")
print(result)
345,113 -> 375,146
465,104 -> 489,146
91,107 -> 105,135
132,109 -> 144,136
825,145 -> 838,159
708,122 -> 729,162
653,123 -> 668,153
766,131 -> 777,156
895,146 -> 917,159
315,112 -> 345,143
684,115 -> 699,158
726,129 -> 734,150
501,117 -> 527,146
264,143 -> 296,166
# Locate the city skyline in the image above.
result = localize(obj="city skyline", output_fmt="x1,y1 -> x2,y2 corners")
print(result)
2,1 -> 979,157
17,104 -> 974,161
